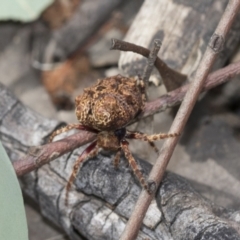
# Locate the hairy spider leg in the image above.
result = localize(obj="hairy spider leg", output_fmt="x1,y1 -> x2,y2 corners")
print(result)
126,131 -> 160,155
146,132 -> 180,141
121,140 -> 151,193
113,149 -> 121,169
49,124 -> 98,142
126,130 -> 179,144
65,140 -> 99,205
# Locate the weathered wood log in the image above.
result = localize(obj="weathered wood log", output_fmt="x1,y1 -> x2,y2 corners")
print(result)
1,0 -> 240,239
0,83 -> 240,239
119,0 -> 240,80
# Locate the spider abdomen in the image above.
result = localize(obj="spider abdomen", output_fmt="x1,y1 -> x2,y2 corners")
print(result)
75,75 -> 145,131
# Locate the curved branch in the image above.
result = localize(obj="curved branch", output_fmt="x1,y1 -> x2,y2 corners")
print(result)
143,60 -> 240,118
111,38 -> 187,91
13,131 -> 96,176
12,60 -> 240,176
0,71 -> 240,239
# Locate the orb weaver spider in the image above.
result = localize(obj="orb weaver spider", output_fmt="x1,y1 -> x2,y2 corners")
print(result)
49,74 -> 179,205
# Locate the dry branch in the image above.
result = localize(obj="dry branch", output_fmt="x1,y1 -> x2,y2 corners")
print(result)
11,60 -> 240,177
0,72 -> 240,239
119,0 -> 239,78
1,0 -> 240,239
0,85 -> 239,239
142,39 -> 162,85
13,132 -> 96,176
111,38 -> 187,91
120,1 -> 240,239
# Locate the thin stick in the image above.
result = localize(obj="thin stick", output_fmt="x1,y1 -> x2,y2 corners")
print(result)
13,60 -> 240,176
13,131 -> 96,176
120,1 -> 240,239
142,39 -> 162,84
143,60 -> 240,118
142,39 -> 161,105
111,39 -> 187,91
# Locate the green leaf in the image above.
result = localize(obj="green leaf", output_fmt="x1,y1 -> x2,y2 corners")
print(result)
0,142 -> 28,240
0,0 -> 54,22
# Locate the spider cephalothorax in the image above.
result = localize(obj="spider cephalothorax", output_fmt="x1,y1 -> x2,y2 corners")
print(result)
49,74 -> 179,205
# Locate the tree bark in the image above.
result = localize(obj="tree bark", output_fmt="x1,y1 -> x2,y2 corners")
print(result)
0,83 -> 240,239
119,0 -> 240,79
1,0 -> 240,239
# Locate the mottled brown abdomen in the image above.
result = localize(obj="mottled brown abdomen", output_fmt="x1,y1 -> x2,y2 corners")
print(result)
75,75 -> 145,131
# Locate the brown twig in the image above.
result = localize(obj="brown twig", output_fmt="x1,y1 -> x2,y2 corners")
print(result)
142,39 -> 162,103
13,59 -> 240,176
111,38 -> 187,91
142,39 -> 162,84
143,60 -> 240,118
120,1 -> 240,239
13,131 -> 96,176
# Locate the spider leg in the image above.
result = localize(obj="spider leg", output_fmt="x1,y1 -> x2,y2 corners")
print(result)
113,149 -> 121,169
49,124 -> 82,142
126,131 -> 159,155
65,140 -> 99,205
145,132 -> 179,141
126,130 -> 179,143
49,124 -> 98,142
121,140 -> 151,193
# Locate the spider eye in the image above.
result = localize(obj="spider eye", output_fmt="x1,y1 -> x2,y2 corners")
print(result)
114,128 -> 126,140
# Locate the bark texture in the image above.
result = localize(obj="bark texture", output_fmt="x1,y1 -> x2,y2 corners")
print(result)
119,0 -> 240,79
1,0 -> 240,239
0,82 -> 240,239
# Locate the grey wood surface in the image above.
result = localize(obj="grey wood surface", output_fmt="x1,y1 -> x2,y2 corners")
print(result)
1,0 -> 240,239
119,0 -> 240,81
0,82 -> 240,239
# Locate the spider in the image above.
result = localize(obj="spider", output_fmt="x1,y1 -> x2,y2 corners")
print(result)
49,74 -> 179,205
